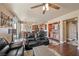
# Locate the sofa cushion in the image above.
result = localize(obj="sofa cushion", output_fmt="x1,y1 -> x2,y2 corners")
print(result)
16,46 -> 24,56
0,38 -> 7,50
28,41 -> 38,47
7,49 -> 18,56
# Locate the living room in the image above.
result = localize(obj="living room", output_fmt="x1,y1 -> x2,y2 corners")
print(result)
0,2 -> 79,56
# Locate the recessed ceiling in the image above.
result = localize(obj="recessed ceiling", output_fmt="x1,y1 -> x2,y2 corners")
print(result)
1,3 -> 79,24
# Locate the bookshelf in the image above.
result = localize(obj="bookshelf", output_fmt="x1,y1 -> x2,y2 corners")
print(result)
48,22 -> 60,41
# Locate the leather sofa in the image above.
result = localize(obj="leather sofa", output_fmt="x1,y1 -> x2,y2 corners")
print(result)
36,37 -> 49,45
0,38 -> 8,50
0,30 -> 49,56
0,45 -> 10,56
25,31 -> 49,50
7,46 -> 24,56
0,38 -> 24,56
36,30 -> 49,45
0,44 -> 24,56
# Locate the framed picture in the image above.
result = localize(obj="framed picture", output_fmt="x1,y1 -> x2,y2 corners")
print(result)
0,12 -> 12,27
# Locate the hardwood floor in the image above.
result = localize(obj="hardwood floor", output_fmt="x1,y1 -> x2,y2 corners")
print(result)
48,43 -> 79,56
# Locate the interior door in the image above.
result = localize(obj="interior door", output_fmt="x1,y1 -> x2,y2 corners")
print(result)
68,21 -> 77,41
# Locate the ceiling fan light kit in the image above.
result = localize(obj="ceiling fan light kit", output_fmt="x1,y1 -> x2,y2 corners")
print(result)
31,3 -> 60,14
43,6 -> 45,11
45,3 -> 49,11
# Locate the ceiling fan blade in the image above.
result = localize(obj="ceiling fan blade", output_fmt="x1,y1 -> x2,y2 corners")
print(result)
49,3 -> 60,9
31,3 -> 45,9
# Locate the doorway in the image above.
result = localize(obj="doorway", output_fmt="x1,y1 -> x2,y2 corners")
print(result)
63,17 -> 78,46
48,22 -> 60,41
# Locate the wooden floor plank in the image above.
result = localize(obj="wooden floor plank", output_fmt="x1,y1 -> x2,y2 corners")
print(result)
48,43 -> 79,56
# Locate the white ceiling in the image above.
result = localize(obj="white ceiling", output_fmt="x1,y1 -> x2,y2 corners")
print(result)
1,3 -> 79,24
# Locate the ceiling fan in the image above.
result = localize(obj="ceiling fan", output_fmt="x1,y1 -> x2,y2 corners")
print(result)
31,3 -> 60,14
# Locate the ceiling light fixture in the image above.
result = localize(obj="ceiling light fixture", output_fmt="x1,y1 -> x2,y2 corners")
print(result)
45,3 -> 49,11
43,3 -> 49,11
43,5 -> 45,10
